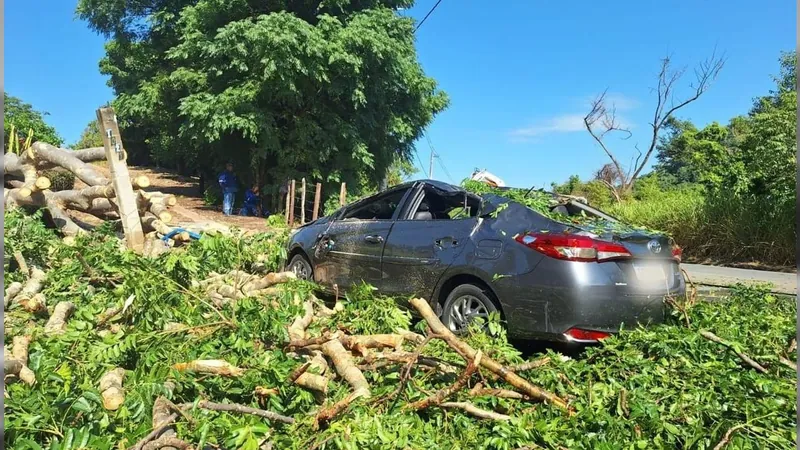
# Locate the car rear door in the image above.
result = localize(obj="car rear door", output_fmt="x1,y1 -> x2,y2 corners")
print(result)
314,186 -> 413,291
381,185 -> 479,300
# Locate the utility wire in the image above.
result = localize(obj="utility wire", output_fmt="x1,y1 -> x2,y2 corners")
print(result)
425,133 -> 455,183
413,149 -> 427,176
414,0 -> 443,32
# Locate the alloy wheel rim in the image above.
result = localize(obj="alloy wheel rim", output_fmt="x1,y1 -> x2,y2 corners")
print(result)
291,260 -> 310,280
448,294 -> 490,333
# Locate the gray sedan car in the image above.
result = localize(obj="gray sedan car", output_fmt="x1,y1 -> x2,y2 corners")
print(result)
286,180 -> 685,343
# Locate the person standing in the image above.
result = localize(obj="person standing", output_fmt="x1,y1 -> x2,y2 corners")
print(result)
218,162 -> 239,215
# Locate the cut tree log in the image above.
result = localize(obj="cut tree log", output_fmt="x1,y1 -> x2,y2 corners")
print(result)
408,297 -> 568,411
11,336 -> 35,385
14,266 -> 47,309
45,301 -> 76,334
99,368 -> 126,410
288,301 -> 315,342
28,142 -> 110,186
71,146 -> 106,162
5,152 -> 50,197
241,272 -> 297,294
171,359 -> 244,377
321,339 -> 370,399
5,282 -> 23,310
19,293 -> 47,314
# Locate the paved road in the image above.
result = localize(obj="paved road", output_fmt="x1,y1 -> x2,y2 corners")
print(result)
682,263 -> 797,295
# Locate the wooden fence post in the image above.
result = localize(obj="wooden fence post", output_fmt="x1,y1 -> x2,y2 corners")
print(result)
339,182 -> 346,207
96,107 -> 144,253
312,183 -> 322,220
300,178 -> 306,224
288,179 -> 296,226
284,181 -> 291,225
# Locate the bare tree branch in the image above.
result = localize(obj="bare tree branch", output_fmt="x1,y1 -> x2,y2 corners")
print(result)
584,50 -> 725,197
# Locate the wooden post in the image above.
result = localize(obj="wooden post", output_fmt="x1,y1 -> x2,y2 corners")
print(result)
300,178 -> 306,224
312,183 -> 322,221
288,179 -> 296,226
96,107 -> 144,253
284,181 -> 291,225
339,182 -> 346,207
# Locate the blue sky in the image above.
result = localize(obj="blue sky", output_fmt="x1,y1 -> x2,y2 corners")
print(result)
5,1 -> 795,188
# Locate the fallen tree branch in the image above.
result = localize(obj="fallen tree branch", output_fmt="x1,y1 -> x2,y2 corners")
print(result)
406,351 -> 482,410
141,436 -> 193,450
440,401 -> 511,420
314,392 -> 359,428
13,251 -> 29,276
171,360 -> 244,377
45,301 -> 76,335
712,423 -> 746,450
409,298 -> 568,411
4,282 -> 23,310
11,336 -> 35,385
699,330 -> 767,373
28,142 -> 110,186
14,266 -> 46,310
241,272 -> 297,294
321,339 -> 370,398
511,357 -> 551,372
288,301 -> 314,342
179,400 -> 295,424
362,350 -> 460,374
127,411 -> 179,450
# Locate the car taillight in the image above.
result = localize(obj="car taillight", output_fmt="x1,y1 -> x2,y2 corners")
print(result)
564,327 -> 611,342
514,233 -> 631,262
671,244 -> 682,262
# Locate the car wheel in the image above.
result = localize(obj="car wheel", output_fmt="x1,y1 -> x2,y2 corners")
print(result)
288,254 -> 313,281
441,284 -> 499,334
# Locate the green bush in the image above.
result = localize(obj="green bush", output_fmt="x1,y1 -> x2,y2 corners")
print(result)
608,187 -> 795,266
42,168 -> 75,191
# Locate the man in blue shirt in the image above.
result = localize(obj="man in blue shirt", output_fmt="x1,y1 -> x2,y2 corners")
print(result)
218,162 -> 239,215
239,184 -> 261,217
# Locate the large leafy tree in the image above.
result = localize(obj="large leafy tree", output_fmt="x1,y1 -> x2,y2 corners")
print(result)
3,92 -> 63,148
77,0 -> 448,199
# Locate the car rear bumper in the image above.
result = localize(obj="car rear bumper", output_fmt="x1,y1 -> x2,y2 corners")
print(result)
501,260 -> 686,341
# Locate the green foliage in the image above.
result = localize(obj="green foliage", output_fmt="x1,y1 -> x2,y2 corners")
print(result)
77,0 -> 447,198
42,168 -> 77,191
462,180 -> 663,237
3,92 -> 63,148
655,51 -> 796,201
70,119 -> 104,149
3,210 -> 796,449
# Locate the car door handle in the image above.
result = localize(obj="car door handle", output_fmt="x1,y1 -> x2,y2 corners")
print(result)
364,235 -> 384,244
435,237 -> 458,248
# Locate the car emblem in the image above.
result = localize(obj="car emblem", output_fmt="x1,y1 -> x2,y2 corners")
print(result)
647,240 -> 662,254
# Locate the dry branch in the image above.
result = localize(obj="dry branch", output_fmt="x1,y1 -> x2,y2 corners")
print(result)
409,298 -> 568,411
171,360 -> 245,377
45,301 -> 76,334
180,400 -> 295,424
700,330 -> 767,373
440,402 -> 511,420
99,368 -> 126,410
406,351 -> 482,410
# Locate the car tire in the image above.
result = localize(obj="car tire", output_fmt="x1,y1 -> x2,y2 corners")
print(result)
287,253 -> 313,281
441,284 -> 499,334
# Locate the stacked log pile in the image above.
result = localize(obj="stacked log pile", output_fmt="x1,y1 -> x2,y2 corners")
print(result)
4,142 -> 188,247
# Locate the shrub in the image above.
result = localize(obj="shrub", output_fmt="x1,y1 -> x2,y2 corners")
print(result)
42,168 -> 75,191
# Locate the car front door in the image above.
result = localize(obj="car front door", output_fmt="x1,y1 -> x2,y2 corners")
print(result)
381,186 -> 479,301
314,186 -> 413,292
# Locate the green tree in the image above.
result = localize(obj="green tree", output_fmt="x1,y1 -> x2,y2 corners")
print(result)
70,120 -> 104,149
386,156 -> 417,187
3,92 -> 63,148
77,0 -> 448,196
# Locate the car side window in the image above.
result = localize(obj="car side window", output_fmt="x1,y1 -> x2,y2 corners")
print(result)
341,188 -> 409,221
411,189 -> 481,220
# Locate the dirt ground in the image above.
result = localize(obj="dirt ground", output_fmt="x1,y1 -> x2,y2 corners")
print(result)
76,164 -> 271,232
